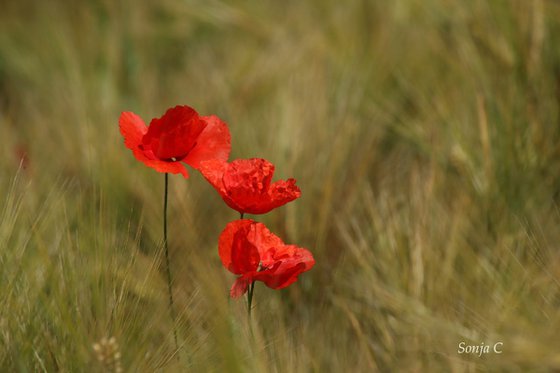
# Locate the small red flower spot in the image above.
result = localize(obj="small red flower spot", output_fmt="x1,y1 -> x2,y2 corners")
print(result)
219,219 -> 315,298
14,144 -> 30,170
199,158 -> 301,214
119,105 -> 231,178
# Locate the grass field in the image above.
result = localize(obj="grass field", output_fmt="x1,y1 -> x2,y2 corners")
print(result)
2,0 -> 560,371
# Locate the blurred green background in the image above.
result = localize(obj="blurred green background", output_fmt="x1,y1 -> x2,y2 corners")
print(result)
2,0 -> 560,371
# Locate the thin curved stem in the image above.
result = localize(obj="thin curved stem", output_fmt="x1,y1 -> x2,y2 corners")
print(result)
163,173 -> 179,353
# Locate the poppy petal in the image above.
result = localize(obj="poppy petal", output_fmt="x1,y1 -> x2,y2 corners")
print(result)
184,115 -> 231,169
198,159 -> 228,194
219,220 -> 315,298
201,158 -> 301,214
231,228 -> 260,274
254,263 -> 305,289
268,178 -> 301,207
255,247 -> 315,289
143,105 -> 206,160
218,219 -> 255,273
222,159 -> 274,194
247,221 -> 285,260
132,152 -> 189,178
219,220 -> 285,269
220,159 -> 275,214
119,111 -> 147,150
120,111 -> 190,178
230,276 -> 251,298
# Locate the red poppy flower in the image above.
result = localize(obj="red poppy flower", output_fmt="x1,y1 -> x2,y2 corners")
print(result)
199,158 -> 301,214
219,219 -> 315,298
119,105 -> 231,178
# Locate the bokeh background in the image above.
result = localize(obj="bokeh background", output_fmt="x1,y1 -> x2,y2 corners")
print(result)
2,0 -> 560,371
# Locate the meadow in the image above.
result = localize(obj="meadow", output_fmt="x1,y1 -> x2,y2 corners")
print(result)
1,0 -> 560,371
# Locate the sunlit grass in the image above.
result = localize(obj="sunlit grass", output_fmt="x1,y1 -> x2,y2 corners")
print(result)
2,0 -> 560,371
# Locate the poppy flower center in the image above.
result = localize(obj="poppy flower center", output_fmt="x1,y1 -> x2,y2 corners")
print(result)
163,150 -> 189,163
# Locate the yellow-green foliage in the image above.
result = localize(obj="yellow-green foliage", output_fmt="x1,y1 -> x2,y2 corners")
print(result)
1,0 -> 560,371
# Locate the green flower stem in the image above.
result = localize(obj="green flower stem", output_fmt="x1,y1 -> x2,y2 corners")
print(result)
163,173 -> 179,353
239,211 -> 254,318
247,281 -> 255,318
